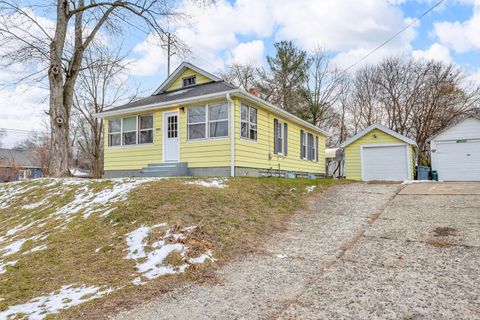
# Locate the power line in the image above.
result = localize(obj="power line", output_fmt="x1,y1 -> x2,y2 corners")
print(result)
0,128 -> 45,133
344,0 -> 445,72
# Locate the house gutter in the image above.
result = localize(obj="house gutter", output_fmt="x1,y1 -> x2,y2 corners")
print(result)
231,91 -> 331,137
93,90 -> 239,118
227,93 -> 235,177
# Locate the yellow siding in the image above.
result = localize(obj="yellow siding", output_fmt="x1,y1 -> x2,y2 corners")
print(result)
165,68 -> 213,92
104,109 -> 170,171
179,99 -> 231,168
234,98 -> 326,174
104,97 -> 327,175
344,128 -> 415,180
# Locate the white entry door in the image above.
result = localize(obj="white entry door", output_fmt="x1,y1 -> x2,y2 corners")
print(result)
362,144 -> 410,181
435,140 -> 480,181
163,111 -> 179,162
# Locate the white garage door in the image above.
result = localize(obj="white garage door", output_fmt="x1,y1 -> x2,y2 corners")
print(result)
435,140 -> 480,181
362,145 -> 409,181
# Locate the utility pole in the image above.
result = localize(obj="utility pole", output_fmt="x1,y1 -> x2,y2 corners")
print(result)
164,33 -> 176,76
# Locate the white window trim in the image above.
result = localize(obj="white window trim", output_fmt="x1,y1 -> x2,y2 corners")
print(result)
240,104 -> 258,141
301,131 -> 308,160
108,119 -> 122,147
108,114 -> 154,148
187,103 -> 229,141
277,120 -> 285,156
138,114 -> 154,145
182,75 -> 196,88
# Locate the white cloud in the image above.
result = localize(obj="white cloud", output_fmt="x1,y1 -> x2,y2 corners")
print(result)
412,43 -> 452,63
434,1 -> 480,53
228,40 -> 265,66
0,85 -> 49,147
130,0 -> 419,74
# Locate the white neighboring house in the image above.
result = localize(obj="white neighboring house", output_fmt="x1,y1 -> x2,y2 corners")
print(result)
429,116 -> 480,181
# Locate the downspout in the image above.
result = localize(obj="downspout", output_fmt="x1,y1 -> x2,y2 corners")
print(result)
227,93 -> 235,177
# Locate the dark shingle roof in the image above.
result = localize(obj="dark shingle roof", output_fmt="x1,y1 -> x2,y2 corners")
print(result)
104,81 -> 238,113
0,149 -> 40,168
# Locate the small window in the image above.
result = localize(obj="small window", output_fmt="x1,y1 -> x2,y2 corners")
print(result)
187,106 -> 207,140
122,116 -> 137,145
183,75 -> 196,87
209,103 -> 229,138
240,104 -> 257,141
139,114 -> 153,144
108,119 -> 121,146
274,119 -> 287,156
300,130 -> 307,160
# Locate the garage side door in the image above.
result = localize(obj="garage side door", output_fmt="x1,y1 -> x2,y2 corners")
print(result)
436,140 -> 480,181
362,145 -> 409,181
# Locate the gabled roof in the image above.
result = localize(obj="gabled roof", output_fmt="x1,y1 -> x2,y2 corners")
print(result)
95,62 -> 330,136
152,62 -> 221,95
102,81 -> 237,114
427,115 -> 480,142
340,124 -> 417,148
0,148 -> 40,168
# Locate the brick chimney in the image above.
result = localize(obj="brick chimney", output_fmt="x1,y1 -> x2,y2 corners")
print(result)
248,87 -> 258,96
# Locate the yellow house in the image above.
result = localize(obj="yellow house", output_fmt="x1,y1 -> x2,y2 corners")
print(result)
96,62 -> 329,178
340,124 -> 417,181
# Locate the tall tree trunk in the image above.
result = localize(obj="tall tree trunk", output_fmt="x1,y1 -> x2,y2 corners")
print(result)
49,0 -> 70,177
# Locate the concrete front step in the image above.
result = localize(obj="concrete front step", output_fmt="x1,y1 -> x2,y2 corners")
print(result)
139,162 -> 188,177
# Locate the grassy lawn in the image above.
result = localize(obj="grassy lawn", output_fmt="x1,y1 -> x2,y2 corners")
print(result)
0,177 -> 341,319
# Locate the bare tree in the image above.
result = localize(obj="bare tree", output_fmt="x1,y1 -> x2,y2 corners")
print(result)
0,0 -> 193,177
345,57 -> 480,161
72,44 -> 135,178
221,63 -> 259,91
298,49 -> 347,128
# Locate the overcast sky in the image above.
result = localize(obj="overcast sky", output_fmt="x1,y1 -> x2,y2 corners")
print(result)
1,0 -> 480,147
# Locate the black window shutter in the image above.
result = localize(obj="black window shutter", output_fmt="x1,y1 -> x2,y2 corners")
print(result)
315,136 -> 319,162
274,119 -> 278,154
300,130 -> 304,159
284,123 -> 288,156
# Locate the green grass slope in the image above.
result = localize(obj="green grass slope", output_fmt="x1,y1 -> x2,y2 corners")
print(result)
0,177 -> 338,319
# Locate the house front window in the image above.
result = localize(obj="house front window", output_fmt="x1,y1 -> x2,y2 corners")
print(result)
108,114 -> 154,147
122,116 -> 137,145
187,103 -> 229,140
139,114 -> 154,144
240,104 -> 257,141
108,119 -> 121,146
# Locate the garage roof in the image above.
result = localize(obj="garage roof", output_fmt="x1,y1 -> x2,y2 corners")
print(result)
427,115 -> 480,142
340,124 -> 417,148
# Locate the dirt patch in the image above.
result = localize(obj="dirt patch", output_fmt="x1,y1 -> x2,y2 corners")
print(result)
433,227 -> 457,237
425,239 -> 453,248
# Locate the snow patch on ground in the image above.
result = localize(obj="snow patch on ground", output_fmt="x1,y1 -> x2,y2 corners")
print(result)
185,178 -> 227,188
22,244 -> 47,255
55,178 -> 157,220
402,180 -> 435,184
0,260 -> 17,274
0,284 -> 113,320
2,238 -> 27,257
125,225 -> 214,282
305,186 -> 316,193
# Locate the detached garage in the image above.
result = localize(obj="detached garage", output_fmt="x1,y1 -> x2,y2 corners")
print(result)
341,124 -> 416,181
429,116 -> 480,181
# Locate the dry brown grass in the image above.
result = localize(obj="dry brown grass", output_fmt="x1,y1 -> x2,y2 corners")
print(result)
0,177 -> 342,319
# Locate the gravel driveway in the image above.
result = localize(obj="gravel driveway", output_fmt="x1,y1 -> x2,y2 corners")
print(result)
113,183 -> 480,320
